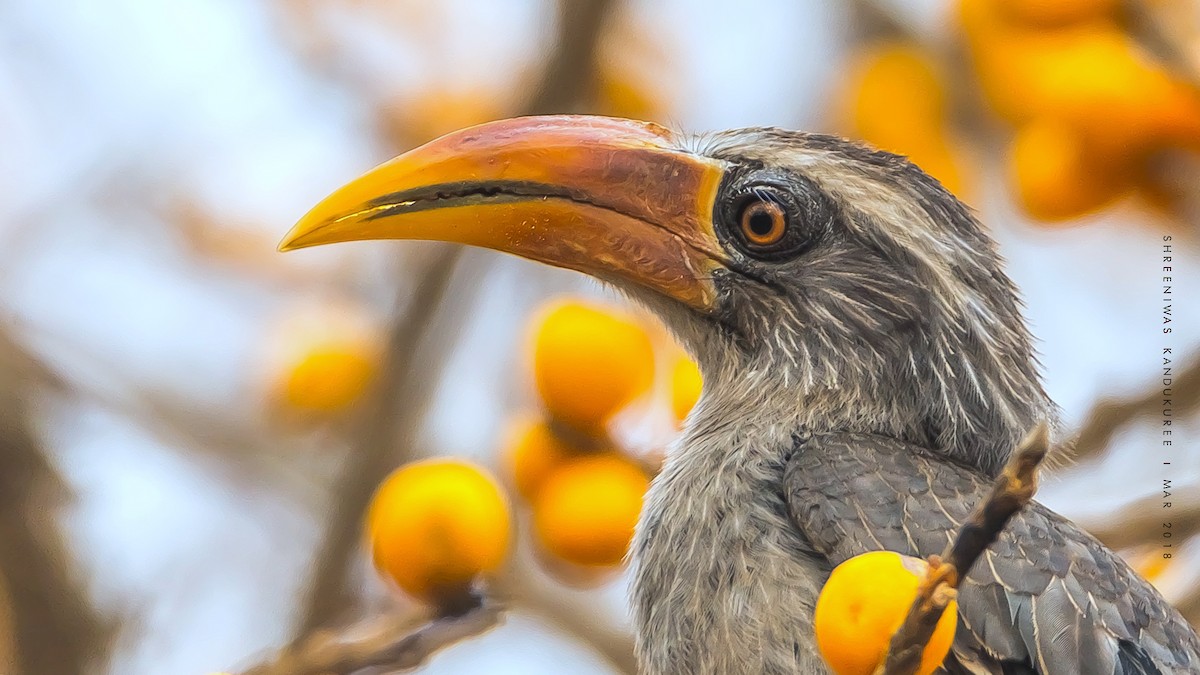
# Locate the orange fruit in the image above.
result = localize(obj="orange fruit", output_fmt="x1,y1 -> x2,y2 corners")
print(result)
282,342 -> 378,413
1130,547 -> 1173,587
1000,0 -> 1118,27
532,300 -> 655,434
531,453 -> 649,567
841,42 -> 966,196
960,5 -> 1200,159
845,42 -> 946,147
814,551 -> 957,675
366,459 -> 511,606
670,356 -> 703,422
385,88 -> 505,146
595,64 -> 664,123
503,418 -> 593,501
1008,118 -> 1128,221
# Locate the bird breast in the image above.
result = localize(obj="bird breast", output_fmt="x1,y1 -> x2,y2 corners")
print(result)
629,423 -> 833,674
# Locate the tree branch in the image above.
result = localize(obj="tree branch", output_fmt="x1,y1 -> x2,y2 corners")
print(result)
1071,356 -> 1200,461
1076,484 -> 1200,551
879,421 -> 1050,675
247,600 -> 501,675
290,0 -> 617,641
0,332 -> 111,675
293,246 -> 465,636
523,0 -> 615,115
492,544 -> 638,674
1176,582 -> 1200,629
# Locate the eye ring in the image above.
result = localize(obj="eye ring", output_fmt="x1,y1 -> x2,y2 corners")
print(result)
715,172 -> 831,263
739,198 -> 788,246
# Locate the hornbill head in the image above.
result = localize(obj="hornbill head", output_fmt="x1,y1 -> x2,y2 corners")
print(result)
281,115 -> 1055,475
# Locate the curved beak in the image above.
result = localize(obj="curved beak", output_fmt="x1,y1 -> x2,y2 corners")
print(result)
279,115 -> 729,311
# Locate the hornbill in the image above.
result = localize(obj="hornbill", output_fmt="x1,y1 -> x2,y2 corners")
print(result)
280,116 -> 1200,674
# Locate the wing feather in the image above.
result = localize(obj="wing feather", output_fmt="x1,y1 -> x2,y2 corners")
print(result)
784,432 -> 1198,674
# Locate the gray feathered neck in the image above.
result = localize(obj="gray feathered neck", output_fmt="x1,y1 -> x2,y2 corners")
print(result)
658,129 -> 1059,478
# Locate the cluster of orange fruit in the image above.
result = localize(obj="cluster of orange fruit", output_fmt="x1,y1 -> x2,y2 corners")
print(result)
842,0 -> 1200,223
961,0 -> 1200,222
362,299 -> 702,611
506,300 -> 699,572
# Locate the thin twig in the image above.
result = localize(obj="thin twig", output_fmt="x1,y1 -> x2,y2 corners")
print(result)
879,422 -> 1050,675
246,601 -> 502,675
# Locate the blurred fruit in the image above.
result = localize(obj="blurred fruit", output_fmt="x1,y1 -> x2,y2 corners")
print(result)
814,551 -> 957,675
367,459 -> 511,607
532,301 -> 655,434
1008,118 -> 1129,221
282,342 -> 378,413
846,42 -> 945,146
593,3 -> 675,124
504,418 -> 593,501
532,453 -> 649,567
1131,547 -> 1173,587
960,1 -> 1200,160
1000,0 -> 1118,27
670,356 -> 703,422
842,42 -> 966,196
386,88 -> 506,146
595,67 -> 663,123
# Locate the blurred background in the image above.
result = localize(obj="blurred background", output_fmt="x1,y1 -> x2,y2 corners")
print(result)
1,0 -> 1199,673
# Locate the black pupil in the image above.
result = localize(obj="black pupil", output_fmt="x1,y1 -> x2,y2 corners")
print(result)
748,206 -> 776,237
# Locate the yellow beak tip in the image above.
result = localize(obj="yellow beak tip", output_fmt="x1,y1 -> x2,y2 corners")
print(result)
277,220 -> 320,252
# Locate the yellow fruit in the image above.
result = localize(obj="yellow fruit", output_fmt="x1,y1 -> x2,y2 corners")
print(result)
1131,548 -> 1172,587
845,42 -> 946,147
503,418 -> 591,501
367,459 -> 511,606
385,88 -> 505,146
596,65 -> 664,123
532,453 -> 649,567
1001,0 -> 1118,27
670,356 -> 703,422
532,301 -> 655,434
960,4 -> 1200,158
1008,118 -> 1128,222
283,342 -> 377,413
814,551 -> 957,675
842,42 -> 966,196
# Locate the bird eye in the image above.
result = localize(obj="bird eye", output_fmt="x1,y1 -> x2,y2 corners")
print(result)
739,198 -> 787,246
716,173 -> 832,263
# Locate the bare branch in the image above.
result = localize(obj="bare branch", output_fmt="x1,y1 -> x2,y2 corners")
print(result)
1124,0 -> 1200,89
1177,583 -> 1200,629
880,422 -> 1049,675
293,246 -> 465,635
524,0 -> 616,115
245,601 -> 502,675
1072,356 -> 1200,461
1077,484 -> 1200,551
493,550 -> 638,675
291,0 -> 617,642
0,331 -> 111,675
